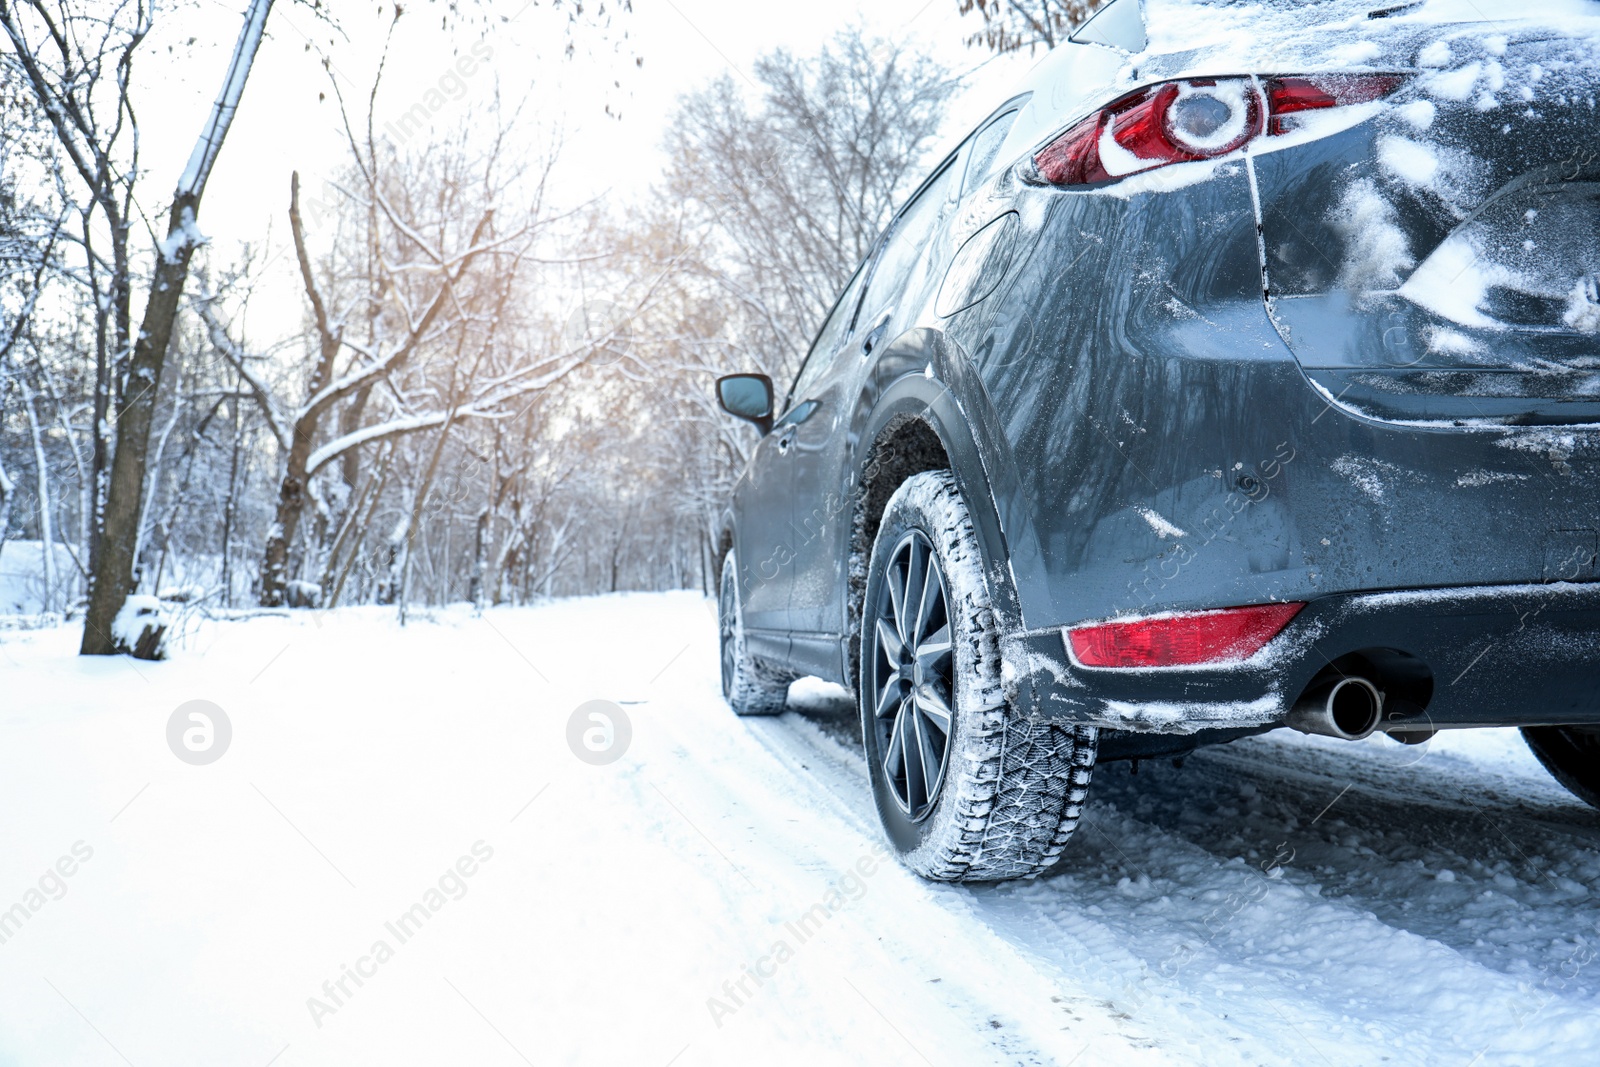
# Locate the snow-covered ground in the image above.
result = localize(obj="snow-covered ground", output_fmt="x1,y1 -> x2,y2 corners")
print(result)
1,593 -> 1597,1065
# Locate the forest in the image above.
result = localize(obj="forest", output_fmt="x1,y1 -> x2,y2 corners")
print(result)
0,0 -> 1094,654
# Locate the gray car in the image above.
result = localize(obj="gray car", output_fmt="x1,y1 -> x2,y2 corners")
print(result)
714,0 -> 1600,882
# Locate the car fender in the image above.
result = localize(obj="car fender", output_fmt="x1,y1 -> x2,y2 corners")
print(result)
851,327 -> 1044,634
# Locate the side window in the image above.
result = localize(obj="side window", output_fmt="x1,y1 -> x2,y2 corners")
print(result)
962,110 -> 1020,197
786,260 -> 869,410
859,158 -> 961,323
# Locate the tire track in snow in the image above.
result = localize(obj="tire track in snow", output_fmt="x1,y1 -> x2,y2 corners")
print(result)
1121,736 -> 1600,1005
746,711 -> 1400,1064
762,702 -> 1600,1065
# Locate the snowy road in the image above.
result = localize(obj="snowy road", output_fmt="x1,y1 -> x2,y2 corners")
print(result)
2,593 -> 1597,1065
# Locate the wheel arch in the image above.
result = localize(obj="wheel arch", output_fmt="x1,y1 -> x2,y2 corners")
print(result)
845,335 -> 1024,685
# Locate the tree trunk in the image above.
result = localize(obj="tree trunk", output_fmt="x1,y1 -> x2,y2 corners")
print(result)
470,508 -> 490,609
328,455 -> 390,609
40,364 -> 92,587
320,447 -> 383,597
259,438 -> 310,606
80,195 -> 200,652
21,381 -> 58,611
135,387 -> 183,579
394,406 -> 460,622
0,451 -> 13,555
84,212 -> 111,583
89,320 -> 108,579
339,384 -> 373,493
221,374 -> 244,606
260,173 -> 341,607
81,0 -> 275,655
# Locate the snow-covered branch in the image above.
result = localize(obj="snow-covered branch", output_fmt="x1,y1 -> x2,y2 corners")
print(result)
174,0 -> 273,201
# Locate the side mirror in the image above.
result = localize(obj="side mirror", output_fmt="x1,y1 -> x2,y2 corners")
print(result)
716,373 -> 775,435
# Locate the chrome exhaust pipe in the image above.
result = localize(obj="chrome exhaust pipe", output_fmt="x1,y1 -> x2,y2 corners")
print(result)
1286,676 -> 1384,740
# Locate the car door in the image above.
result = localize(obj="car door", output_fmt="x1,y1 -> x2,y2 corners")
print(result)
746,261 -> 874,644
786,154 -> 965,654
730,402 -> 802,636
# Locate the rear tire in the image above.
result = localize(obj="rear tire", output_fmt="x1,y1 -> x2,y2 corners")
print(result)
718,551 -> 790,716
860,470 -> 1097,882
1522,726 -> 1600,809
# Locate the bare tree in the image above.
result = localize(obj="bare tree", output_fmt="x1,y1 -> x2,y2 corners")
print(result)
955,0 -> 1108,54
199,102 -> 598,606
533,29 -> 957,600
0,45 -> 67,562
660,28 -> 954,387
75,0 -> 274,654
0,0 -> 152,578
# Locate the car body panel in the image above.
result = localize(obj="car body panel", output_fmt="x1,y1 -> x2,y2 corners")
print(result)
729,428 -> 801,636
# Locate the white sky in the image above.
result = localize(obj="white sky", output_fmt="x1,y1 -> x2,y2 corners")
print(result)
127,0 -> 1038,339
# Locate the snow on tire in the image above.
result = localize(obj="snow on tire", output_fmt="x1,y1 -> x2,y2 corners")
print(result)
860,469 -> 1097,882
719,551 -> 791,716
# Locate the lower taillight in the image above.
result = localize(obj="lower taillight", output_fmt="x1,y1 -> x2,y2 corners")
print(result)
1031,73 -> 1405,187
1065,602 -> 1305,668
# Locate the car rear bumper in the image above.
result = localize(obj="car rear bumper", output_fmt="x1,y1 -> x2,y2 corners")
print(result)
1003,580 -> 1600,734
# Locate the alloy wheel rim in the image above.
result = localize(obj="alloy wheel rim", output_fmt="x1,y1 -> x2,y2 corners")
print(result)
869,531 -> 954,821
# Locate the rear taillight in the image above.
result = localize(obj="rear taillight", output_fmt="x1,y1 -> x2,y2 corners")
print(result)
1032,73 -> 1405,187
1264,73 -> 1407,134
1065,602 -> 1304,668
